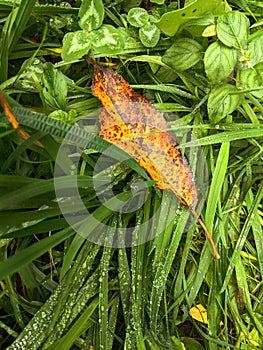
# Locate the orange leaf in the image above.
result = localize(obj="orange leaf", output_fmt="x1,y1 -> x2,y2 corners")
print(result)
85,56 -> 220,259
0,91 -> 43,148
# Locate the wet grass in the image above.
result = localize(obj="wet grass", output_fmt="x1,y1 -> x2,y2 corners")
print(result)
0,0 -> 263,349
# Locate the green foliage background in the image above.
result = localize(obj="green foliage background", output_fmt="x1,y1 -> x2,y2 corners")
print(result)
0,0 -> 263,349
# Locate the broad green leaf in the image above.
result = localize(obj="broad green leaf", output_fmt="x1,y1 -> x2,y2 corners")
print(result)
240,64 -> 263,98
78,0 -> 104,31
61,30 -> 91,62
49,109 -> 77,122
42,63 -> 68,110
139,23 -> 160,47
216,11 -> 249,49
117,27 -> 144,51
91,25 -> 124,54
204,41 -> 237,84
127,7 -> 149,27
183,337 -> 205,350
183,12 -> 215,28
155,0 -> 231,36
162,38 -> 203,71
207,84 -> 243,123
248,34 -> 263,66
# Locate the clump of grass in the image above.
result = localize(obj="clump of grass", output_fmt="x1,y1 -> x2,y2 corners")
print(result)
0,0 -> 263,349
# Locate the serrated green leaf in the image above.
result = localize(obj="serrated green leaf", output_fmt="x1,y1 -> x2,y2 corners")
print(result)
204,41 -> 237,84
207,84 -> 243,123
155,0 -> 231,36
61,31 -> 91,62
139,23 -> 160,47
91,25 -> 124,54
78,0 -> 104,31
216,11 -> 249,49
240,65 -> 263,98
162,38 -> 203,71
127,7 -> 149,27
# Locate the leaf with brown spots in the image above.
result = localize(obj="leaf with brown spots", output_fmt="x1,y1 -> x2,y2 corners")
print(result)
84,56 -> 220,259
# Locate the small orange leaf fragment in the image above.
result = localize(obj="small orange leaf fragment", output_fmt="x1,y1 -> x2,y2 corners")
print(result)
0,91 -> 43,148
85,56 -> 220,259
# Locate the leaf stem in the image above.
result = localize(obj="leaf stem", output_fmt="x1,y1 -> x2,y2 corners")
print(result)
191,209 -> 220,259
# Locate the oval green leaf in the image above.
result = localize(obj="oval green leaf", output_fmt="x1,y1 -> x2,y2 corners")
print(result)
42,63 -> 68,111
248,35 -> 263,66
155,0 -> 231,36
216,11 -> 249,49
182,337 -> 205,350
207,84 -> 243,123
62,31 -> 91,62
162,38 -> 203,71
139,23 -> 160,47
204,41 -> 237,84
78,0 -> 104,31
240,65 -> 263,98
91,25 -> 124,54
127,7 -> 149,27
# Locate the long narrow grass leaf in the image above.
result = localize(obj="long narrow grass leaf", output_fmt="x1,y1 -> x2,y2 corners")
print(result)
0,227 -> 74,280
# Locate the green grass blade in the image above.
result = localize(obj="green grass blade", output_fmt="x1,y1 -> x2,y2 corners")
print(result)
8,0 -> 36,53
99,228 -> 114,350
0,176 -> 94,210
150,206 -> 189,331
188,142 -> 230,305
118,248 -> 131,326
246,189 -> 263,277
0,227 -> 74,280
2,218 -> 67,238
1,107 -> 149,179
0,0 -> 36,82
221,180 -> 263,293
178,128 -> 263,147
44,296 -> 99,350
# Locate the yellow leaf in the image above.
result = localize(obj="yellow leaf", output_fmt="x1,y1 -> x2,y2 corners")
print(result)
85,56 -> 220,259
189,304 -> 208,324
202,24 -> 217,37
